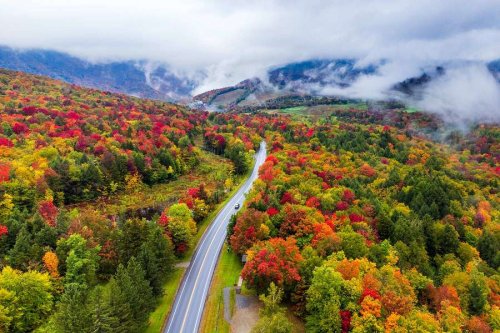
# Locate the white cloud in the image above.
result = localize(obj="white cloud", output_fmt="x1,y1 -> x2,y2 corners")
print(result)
415,64 -> 500,124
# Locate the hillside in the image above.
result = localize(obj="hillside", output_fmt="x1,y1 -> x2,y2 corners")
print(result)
221,105 -> 499,332
0,68 -> 498,333
3,46 -> 499,112
0,46 -> 195,101
193,59 -> 500,110
0,69 -> 261,332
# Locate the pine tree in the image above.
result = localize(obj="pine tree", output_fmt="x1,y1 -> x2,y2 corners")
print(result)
138,225 -> 174,296
107,278 -> 134,333
55,283 -> 92,332
88,287 -> 119,333
8,226 -> 33,270
376,215 -> 394,241
117,219 -> 148,265
477,231 -> 499,268
115,257 -> 153,325
469,277 -> 487,315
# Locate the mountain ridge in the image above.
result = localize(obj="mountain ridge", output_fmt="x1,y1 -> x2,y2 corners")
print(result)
1,45 -> 498,109
0,45 -> 195,101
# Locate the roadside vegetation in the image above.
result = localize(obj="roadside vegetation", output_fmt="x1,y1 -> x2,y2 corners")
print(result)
199,244 -> 242,333
225,106 -> 499,332
0,68 -> 498,333
0,69 -> 260,333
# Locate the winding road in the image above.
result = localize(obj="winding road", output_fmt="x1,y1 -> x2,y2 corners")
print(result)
164,141 -> 267,333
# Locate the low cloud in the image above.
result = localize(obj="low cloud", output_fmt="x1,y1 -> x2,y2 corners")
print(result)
413,64 -> 500,124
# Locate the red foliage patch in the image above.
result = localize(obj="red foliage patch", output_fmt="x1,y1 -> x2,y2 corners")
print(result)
349,213 -> 364,223
336,201 -> 349,211
280,192 -> 295,205
360,288 -> 381,303
340,310 -> 352,333
266,207 -> 279,216
0,138 -> 14,147
38,200 -> 58,227
12,122 -> 29,134
0,224 -> 8,237
0,164 -> 10,183
342,189 -> 355,203
306,196 -> 320,208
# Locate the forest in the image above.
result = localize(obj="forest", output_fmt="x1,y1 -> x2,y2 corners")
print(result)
0,68 -> 498,332
225,107 -> 499,332
0,69 -> 260,332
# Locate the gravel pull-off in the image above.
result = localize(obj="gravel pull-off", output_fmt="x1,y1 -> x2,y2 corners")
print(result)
222,287 -> 260,333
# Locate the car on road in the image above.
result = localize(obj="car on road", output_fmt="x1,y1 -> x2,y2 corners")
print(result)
234,203 -> 240,209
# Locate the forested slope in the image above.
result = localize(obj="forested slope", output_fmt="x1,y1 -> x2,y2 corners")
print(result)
0,69 -> 259,332
224,109 -> 499,332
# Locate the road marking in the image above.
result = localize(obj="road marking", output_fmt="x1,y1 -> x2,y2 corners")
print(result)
165,142 -> 266,333
165,196 -> 235,332
193,227 -> 227,332
177,198 -> 237,332
193,146 -> 266,331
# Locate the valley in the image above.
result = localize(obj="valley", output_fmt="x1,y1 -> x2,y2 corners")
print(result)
0,67 -> 498,333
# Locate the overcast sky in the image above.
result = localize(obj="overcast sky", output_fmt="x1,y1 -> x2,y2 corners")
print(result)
1,0 -> 499,120
1,0 -> 499,69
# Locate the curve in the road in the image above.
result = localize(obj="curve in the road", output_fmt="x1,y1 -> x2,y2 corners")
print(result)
164,141 -> 267,333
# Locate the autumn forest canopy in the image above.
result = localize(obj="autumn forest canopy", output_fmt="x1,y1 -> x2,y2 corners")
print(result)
0,68 -> 498,333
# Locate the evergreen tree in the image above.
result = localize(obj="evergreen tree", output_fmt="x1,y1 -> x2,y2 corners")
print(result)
55,283 -> 92,333
107,278 -> 134,333
139,224 -> 175,296
437,224 -> 459,255
477,231 -> 499,268
88,287 -> 119,333
115,257 -> 153,326
376,215 -> 394,241
117,219 -> 148,265
469,277 -> 487,315
8,226 -> 33,269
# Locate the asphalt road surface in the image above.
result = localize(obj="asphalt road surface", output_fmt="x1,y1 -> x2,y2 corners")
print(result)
164,141 -> 267,333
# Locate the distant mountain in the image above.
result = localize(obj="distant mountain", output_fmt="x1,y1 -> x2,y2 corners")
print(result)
194,59 -> 500,110
392,66 -> 446,97
0,46 -> 195,101
193,59 -> 380,109
2,45 -> 498,109
487,59 -> 500,82
268,59 -> 378,89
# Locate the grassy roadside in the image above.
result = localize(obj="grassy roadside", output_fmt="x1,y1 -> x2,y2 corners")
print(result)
144,157 -> 256,333
145,268 -> 186,333
199,244 -> 242,333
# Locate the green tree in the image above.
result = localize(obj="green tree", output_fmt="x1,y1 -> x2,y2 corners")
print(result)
225,139 -> 250,174
8,226 -> 34,269
115,257 -> 153,326
117,218 -> 148,265
468,275 -> 488,315
57,234 -> 100,288
477,230 -> 499,268
107,278 -> 134,333
166,203 -> 196,255
306,266 -> 343,333
338,228 -> 368,259
437,224 -> 459,255
54,283 -> 92,332
0,288 -> 16,332
138,224 -> 175,296
252,283 -> 292,333
0,266 -> 53,332
88,286 -> 120,333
